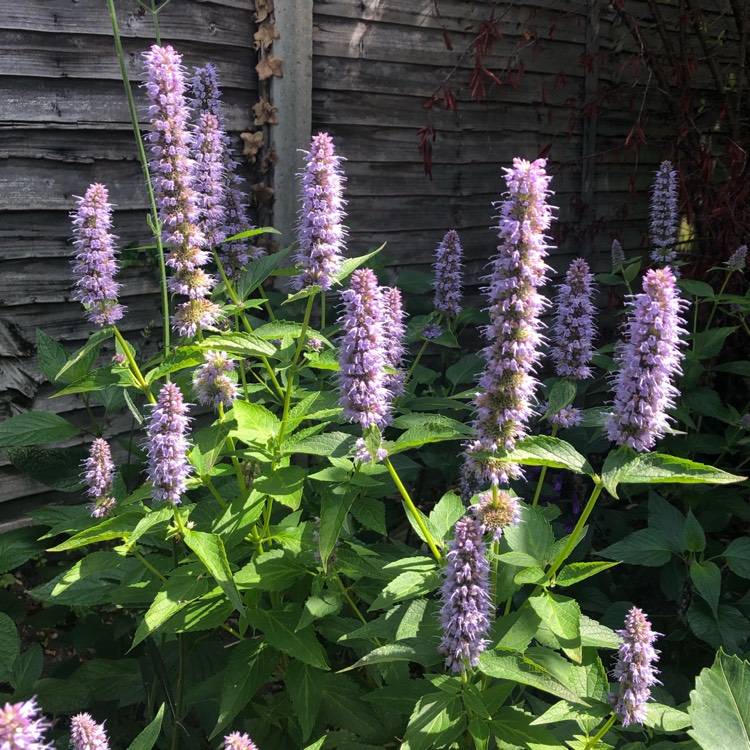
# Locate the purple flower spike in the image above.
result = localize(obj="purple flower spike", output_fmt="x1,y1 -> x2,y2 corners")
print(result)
650,160 -> 679,265
338,268 -> 389,429
146,382 -> 192,505
294,133 -> 347,291
193,350 -> 239,410
0,697 -> 52,750
611,238 -> 625,268
193,110 -> 227,248
172,298 -> 222,338
471,489 -> 522,542
71,183 -> 126,327
71,712 -> 110,750
439,515 -> 492,673
433,229 -> 464,317
467,158 -> 554,487
726,244 -> 747,273
606,267 -> 687,452
611,607 -> 661,727
84,438 -> 117,518
381,287 -> 407,398
551,258 -> 596,380
548,405 -> 582,429
223,732 -> 259,750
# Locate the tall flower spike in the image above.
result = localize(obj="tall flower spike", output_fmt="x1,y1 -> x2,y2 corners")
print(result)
551,258 -> 597,380
439,515 -> 492,673
611,238 -> 625,268
70,712 -> 110,750
0,697 -> 52,750
465,158 -> 554,487
193,350 -> 239,410
146,381 -> 192,505
143,45 -> 220,334
381,286 -> 407,398
294,132 -> 347,291
433,229 -> 464,317
223,732 -> 259,750
726,244 -> 747,273
338,268 -> 389,429
191,64 -> 263,278
84,438 -> 117,519
192,110 -> 227,248
612,607 -> 660,727
71,183 -> 126,327
650,160 -> 679,265
606,267 -> 687,452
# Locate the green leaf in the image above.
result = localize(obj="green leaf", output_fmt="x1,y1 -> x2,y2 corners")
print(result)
36,329 -> 70,383
529,592 -> 582,662
687,602 -> 750,653
493,608 -> 540,652
402,692 -> 465,750
502,435 -> 594,475
6,445 -> 87,491
689,650 -> 750,750
144,346 -> 204,384
713,360 -> 750,376
235,243 -> 291,299
47,512 -> 144,552
427,491 -> 465,546
579,615 -> 620,649
683,511 -> 706,553
227,401 -> 280,447
568,648 -> 610,703
648,492 -> 685,554
248,606 -> 329,670
281,431 -> 356,457
691,327 -> 737,359
0,526 -> 45,574
183,530 -> 244,616
236,549 -> 307,592
478,651 -> 586,704
199,332 -> 276,358
254,465 -> 307,510
490,706 -> 563,747
445,354 -> 484,386
546,379 -> 577,417
11,643 -> 43,693
369,570 -> 441,611
51,367 -> 134,397
189,420 -> 236,476
55,327 -> 112,382
350,496 -> 386,535
389,421 -> 472,454
341,639 -> 443,670
319,488 -> 356,572
678,278 -> 715,298
725,538 -> 750,579
297,593 -> 342,631
644,703 -> 692,732
126,704 -> 165,750
597,528 -> 672,567
286,660 -> 324,741
504,506 -> 555,567
0,614 -> 20,683
556,561 -> 619,587
0,411 -> 80,448
212,641 -> 278,738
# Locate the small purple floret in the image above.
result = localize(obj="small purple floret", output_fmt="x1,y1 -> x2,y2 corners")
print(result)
650,160 -> 679,265
70,712 -> 110,750
422,323 -> 443,340
439,515 -> 492,673
606,267 -> 687,452
146,382 -> 192,504
551,258 -> 596,380
611,606 -> 661,727
294,133 -> 347,291
71,183 -> 126,327
223,732 -> 259,750
0,697 -> 53,750
193,350 -> 239,410
548,405 -> 582,429
433,229 -> 464,317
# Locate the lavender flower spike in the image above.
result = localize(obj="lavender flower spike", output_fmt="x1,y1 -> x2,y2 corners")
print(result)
0,697 -> 53,750
84,438 -> 117,519
551,258 -> 597,379
192,110 -> 227,248
612,607 -> 661,727
726,244 -> 747,273
71,712 -> 110,750
71,183 -> 126,327
146,381 -> 192,504
223,732 -> 259,750
611,238 -> 625,268
381,286 -> 407,398
650,160 -> 679,265
193,350 -> 239,410
466,157 -> 554,486
294,133 -> 347,291
433,229 -> 464,317
338,268 -> 389,429
439,515 -> 492,672
606,267 -> 687,452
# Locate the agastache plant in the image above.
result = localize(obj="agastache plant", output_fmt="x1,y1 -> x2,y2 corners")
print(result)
649,160 -> 679,265
381,286 -> 407,398
338,268 -> 389,429
433,229 -> 464,317
70,183 -> 126,327
439,515 -> 492,672
0,697 -> 52,750
84,438 -> 117,519
606,267 -> 687,451
143,44 -> 220,336
465,157 -> 554,486
145,381 -> 192,505
294,132 -> 347,291
551,258 -> 596,379
611,607 -> 661,727
70,712 -> 111,750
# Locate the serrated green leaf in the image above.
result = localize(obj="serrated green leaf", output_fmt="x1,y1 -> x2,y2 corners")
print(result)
234,243 -> 291,299
286,661 -> 324,741
402,692 -> 465,750
189,419 -> 236,476
389,422 -> 472,454
369,570 -> 441,611
546,379 -> 577,417
691,561 -> 721,616
184,530 -> 244,616
648,493 -> 685,553
11,643 -> 43,693
235,549 -> 307,592
504,506 -> 554,567
0,526 -> 45,574
597,528 -> 672,567
691,327 -> 736,359
556,561 -> 619,587
683,511 -> 706,552
319,489 -> 356,572
341,639 -> 443,671
502,435 -> 594,475
529,592 -> 582,662
0,411 -> 81,448
493,608 -> 540,652
687,602 -> 750,653
579,615 -> 620,649
725,538 -> 750,579
645,703 -> 692,732
47,511 -> 144,552
55,327 -> 112,382
350,496 -> 386,535
227,401 -> 280,447
254,465 -> 307,510
36,329 -> 70,383
445,354 -> 484,386
427,491 -> 465,546
0,614 -> 20,683
281,431 -> 356,457
126,704 -> 165,750
689,650 -> 750,750
492,706 -> 577,746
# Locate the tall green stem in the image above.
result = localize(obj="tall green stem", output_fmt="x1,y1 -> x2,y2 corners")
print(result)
704,271 -> 731,333
106,0 -> 171,354
383,456 -> 442,563
584,714 -> 617,750
113,327 -> 155,403
531,424 -> 558,508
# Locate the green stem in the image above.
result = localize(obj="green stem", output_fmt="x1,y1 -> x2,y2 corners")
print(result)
150,0 -> 162,44
383,456 -> 442,563
258,286 -> 277,321
405,340 -> 430,384
106,0 -> 170,354
334,572 -> 380,644
531,424 -> 558,508
321,291 -> 326,331
204,476 -> 228,508
704,271 -> 731,333
278,294 -> 315,445
132,549 -> 167,583
545,482 -> 604,582
219,403 -> 247,495
113,326 -> 155,403
584,714 -> 617,750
